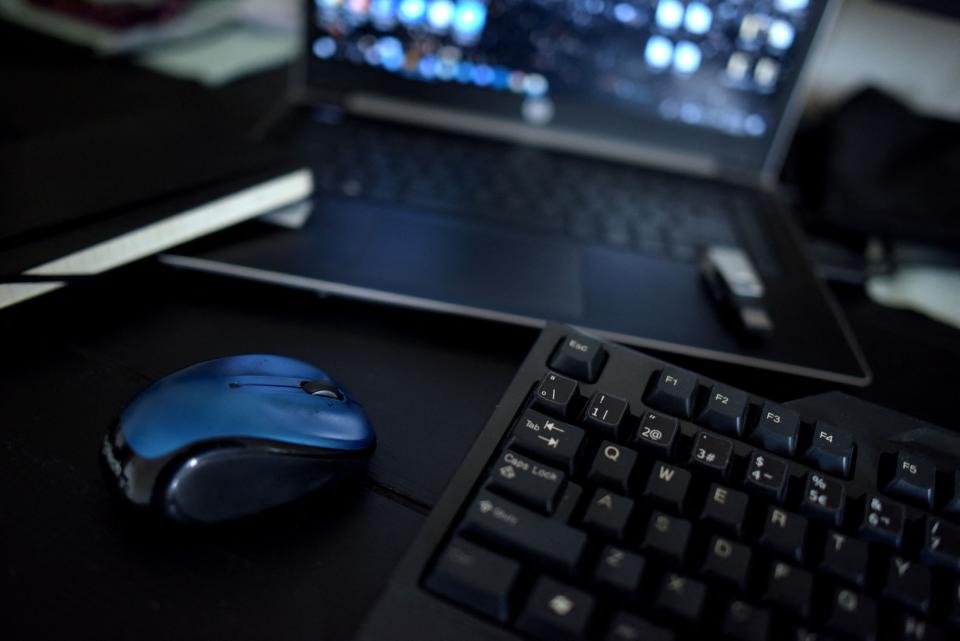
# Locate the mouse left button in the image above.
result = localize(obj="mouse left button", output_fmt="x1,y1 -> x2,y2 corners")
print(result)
160,447 -> 347,524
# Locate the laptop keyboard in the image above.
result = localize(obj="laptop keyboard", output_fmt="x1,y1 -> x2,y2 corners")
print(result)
304,118 -> 746,262
403,326 -> 960,641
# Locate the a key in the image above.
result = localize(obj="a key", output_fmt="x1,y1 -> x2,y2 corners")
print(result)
803,422 -> 855,478
582,490 -> 634,541
425,538 -> 521,623
549,335 -> 607,382
749,403 -> 800,456
921,517 -> 960,571
516,577 -> 595,641
633,410 -> 679,460
821,530 -> 869,587
511,410 -> 585,473
763,562 -> 813,619
646,367 -> 697,418
690,431 -> 734,478
801,472 -> 846,526
533,372 -> 579,417
593,545 -> 646,594
460,491 -> 587,573
721,601 -> 772,641
642,511 -> 692,565
826,588 -> 877,641
701,484 -> 749,537
553,482 -> 583,523
885,452 -> 936,509
583,392 -> 628,440
759,507 -> 807,562
486,450 -> 565,513
698,384 -> 748,436
883,557 -> 931,614
656,573 -> 707,622
860,495 -> 906,548
897,614 -> 942,641
643,462 -> 692,513
588,442 -> 638,494
702,535 -> 752,589
605,612 -> 674,641
744,451 -> 789,502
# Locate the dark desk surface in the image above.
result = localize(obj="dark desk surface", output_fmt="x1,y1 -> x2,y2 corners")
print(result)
2,21 -> 959,641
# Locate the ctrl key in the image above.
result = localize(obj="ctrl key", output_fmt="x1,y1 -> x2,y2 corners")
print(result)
425,538 -> 521,623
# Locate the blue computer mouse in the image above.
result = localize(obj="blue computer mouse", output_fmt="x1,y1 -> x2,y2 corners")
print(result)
101,355 -> 375,524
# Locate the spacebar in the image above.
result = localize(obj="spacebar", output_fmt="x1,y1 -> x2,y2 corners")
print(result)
459,491 -> 587,574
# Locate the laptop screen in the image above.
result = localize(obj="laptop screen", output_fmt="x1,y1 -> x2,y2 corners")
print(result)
304,0 -> 832,175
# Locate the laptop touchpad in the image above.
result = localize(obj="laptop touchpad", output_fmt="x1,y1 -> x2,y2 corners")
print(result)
304,202 -> 584,320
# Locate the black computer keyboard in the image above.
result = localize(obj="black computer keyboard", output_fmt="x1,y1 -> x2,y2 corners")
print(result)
359,324 -> 960,641
300,117 -> 746,262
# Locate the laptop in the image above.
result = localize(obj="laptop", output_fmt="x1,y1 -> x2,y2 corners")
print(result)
164,0 -> 870,385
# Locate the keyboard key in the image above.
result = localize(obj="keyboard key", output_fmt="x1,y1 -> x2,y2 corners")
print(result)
921,517 -> 960,571
533,372 -> 579,417
486,450 -> 565,513
516,577 -> 595,641
821,530 -> 869,587
643,511 -> 692,565
788,627 -> 832,641
759,507 -> 808,562
656,573 -> 707,622
763,562 -> 813,619
860,495 -> 906,548
549,335 -> 607,382
646,367 -> 697,418
604,612 -> 674,641
643,462 -> 692,513
588,442 -> 638,494
826,588 -> 876,641
744,451 -> 789,502
583,392 -> 628,440
690,431 -> 734,478
633,410 -> 679,460
803,422 -> 855,478
698,384 -> 748,436
897,614 -> 942,641
721,601 -> 772,641
701,484 -> 749,537
944,474 -> 960,518
801,473 -> 846,526
948,579 -> 960,629
425,538 -> 521,623
511,410 -> 585,473
460,492 -> 587,574
593,545 -> 646,594
554,482 -> 583,523
702,535 -> 752,589
750,403 -> 800,456
582,490 -> 634,541
883,557 -> 931,614
885,452 -> 936,509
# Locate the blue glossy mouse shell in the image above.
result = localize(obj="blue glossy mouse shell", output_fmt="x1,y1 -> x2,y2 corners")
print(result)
119,355 -> 376,461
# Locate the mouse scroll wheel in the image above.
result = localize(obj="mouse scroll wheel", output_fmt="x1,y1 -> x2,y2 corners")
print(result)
300,380 -> 344,400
